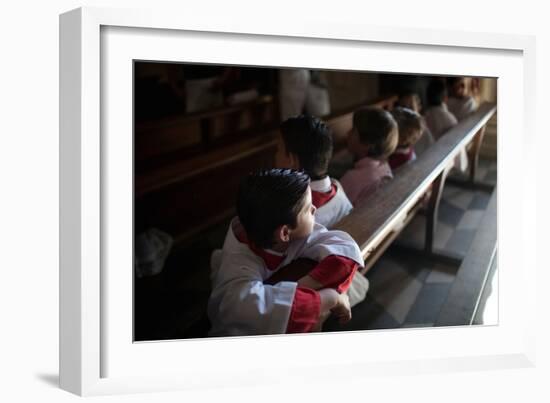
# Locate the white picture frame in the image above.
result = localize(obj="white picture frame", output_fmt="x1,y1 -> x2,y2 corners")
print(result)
59,6 -> 537,396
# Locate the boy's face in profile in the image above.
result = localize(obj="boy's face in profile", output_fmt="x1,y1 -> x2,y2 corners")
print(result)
288,186 -> 316,241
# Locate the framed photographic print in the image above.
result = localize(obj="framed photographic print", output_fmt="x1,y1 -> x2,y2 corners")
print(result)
60,6 -> 536,396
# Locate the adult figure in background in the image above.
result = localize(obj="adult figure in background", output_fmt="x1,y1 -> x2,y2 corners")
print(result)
279,69 -> 331,120
379,74 -> 430,111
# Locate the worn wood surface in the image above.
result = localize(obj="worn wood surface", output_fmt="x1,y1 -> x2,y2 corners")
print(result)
136,95 -> 277,162
136,131 -> 278,197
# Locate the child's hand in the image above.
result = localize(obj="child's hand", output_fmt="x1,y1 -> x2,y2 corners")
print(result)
330,293 -> 351,324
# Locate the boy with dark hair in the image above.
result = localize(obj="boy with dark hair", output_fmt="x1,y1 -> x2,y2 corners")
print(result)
340,107 -> 399,205
208,169 -> 364,336
423,78 -> 458,139
423,78 -> 468,172
276,116 -> 368,307
277,115 -> 353,228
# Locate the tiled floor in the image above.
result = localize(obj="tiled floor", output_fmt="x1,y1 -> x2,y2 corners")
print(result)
324,158 -> 498,332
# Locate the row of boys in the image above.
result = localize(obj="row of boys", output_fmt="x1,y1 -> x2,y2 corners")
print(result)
207,76 -> 478,336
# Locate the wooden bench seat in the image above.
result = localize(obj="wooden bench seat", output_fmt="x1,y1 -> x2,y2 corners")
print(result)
136,130 -> 278,197
136,94 -> 277,163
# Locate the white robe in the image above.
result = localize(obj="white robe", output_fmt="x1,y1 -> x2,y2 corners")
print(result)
208,220 -> 363,337
278,69 -> 310,120
423,104 -> 468,173
311,177 -> 353,229
423,103 -> 458,140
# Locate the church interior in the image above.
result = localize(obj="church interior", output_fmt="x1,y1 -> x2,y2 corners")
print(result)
133,61 -> 498,341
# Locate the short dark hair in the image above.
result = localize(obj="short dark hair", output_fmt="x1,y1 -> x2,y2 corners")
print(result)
391,107 -> 423,147
236,169 -> 310,248
446,76 -> 468,97
280,115 -> 333,180
352,107 -> 398,159
426,78 -> 447,107
446,76 -> 464,87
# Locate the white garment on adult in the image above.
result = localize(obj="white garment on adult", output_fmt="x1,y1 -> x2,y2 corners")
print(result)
208,220 -> 363,337
447,96 -> 478,121
311,177 -> 353,229
423,103 -> 458,140
453,146 -> 469,173
423,104 -> 468,172
305,84 -> 331,117
279,69 -> 311,120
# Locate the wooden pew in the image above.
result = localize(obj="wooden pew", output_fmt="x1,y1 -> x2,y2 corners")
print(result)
134,93 -> 400,340
136,94 -> 277,163
332,103 -> 497,273
153,100 -> 495,339
136,130 -> 279,245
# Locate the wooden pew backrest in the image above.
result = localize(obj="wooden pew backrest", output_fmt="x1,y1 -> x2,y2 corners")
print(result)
136,95 -> 277,163
135,131 -> 278,244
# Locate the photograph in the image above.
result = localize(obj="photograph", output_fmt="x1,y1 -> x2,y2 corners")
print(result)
133,62 -> 498,341
52,2 -> 547,399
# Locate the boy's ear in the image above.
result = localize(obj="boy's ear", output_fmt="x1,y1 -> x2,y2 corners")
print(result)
275,224 -> 292,243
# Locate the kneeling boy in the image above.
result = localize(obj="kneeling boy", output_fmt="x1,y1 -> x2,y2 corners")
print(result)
208,169 -> 364,336
277,115 -> 353,228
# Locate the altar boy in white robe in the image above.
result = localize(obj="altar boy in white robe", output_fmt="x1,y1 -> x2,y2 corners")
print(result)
208,169 -> 364,337
276,115 -> 353,229
276,115 -> 369,306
